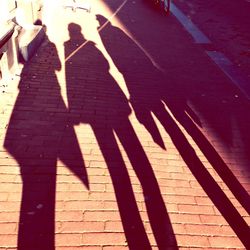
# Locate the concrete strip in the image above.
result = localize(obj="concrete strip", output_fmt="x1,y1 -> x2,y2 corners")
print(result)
170,3 -> 211,44
171,3 -> 250,100
206,51 -> 250,100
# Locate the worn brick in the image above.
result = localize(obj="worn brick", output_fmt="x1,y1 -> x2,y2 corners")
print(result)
81,232 -> 126,245
169,213 -> 201,224
200,215 -> 228,225
185,224 -> 235,236
0,235 -> 17,247
58,221 -> 105,233
57,247 -> 101,250
165,195 -> 196,204
0,223 -> 17,234
175,235 -> 210,247
103,247 -> 127,250
0,212 -> 19,222
56,211 -> 83,222
177,204 -> 215,215
64,201 -> 104,210
105,221 -> 124,232
209,236 -> 245,248
55,233 -> 82,246
83,211 -> 121,221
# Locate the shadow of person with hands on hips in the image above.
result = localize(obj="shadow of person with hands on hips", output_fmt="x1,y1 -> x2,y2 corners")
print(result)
4,35 -> 89,250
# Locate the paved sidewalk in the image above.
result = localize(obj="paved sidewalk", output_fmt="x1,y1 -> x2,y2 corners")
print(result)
0,0 -> 250,249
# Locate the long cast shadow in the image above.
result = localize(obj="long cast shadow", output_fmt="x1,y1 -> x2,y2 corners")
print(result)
3,37 -> 89,250
163,95 -> 250,214
64,23 -> 177,249
96,14 -> 250,248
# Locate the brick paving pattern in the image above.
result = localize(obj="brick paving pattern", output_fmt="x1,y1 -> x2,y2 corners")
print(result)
0,0 -> 250,249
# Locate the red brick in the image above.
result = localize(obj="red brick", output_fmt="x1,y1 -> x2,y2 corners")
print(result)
88,192 -> 116,201
172,223 -> 187,234
200,215 -> 228,225
0,235 -> 17,247
243,216 -> 250,224
190,180 -> 204,188
177,204 -> 215,215
105,221 -> 124,232
56,175 -> 81,183
185,224 -> 235,236
83,211 -> 121,221
0,212 -> 19,222
209,236 -> 245,248
162,179 -> 190,188
54,183 -> 70,192
0,193 -> 8,201
175,235 -> 210,247
175,187 -> 207,196
56,211 -> 83,222
87,168 -> 106,176
89,176 -> 112,184
0,223 -> 17,234
195,196 -> 213,205
55,233 -> 82,246
0,184 -> 22,192
81,232 -> 126,245
89,161 -> 107,168
57,247 -> 101,250
169,213 -> 201,224
103,201 -> 119,210
0,167 -> 19,174
0,175 -> 17,183
59,221 -> 104,233
103,247 -> 127,250
160,186 -> 175,195
68,183 -> 90,192
165,195 -> 196,204
56,191 -> 89,201
150,158 -> 170,167
0,159 -> 19,166
89,183 -> 106,191
64,201 -> 104,210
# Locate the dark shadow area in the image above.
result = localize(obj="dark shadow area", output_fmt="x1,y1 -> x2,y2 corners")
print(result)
164,94 -> 250,214
96,12 -> 250,248
64,23 -> 177,250
142,0 -> 162,12
4,36 -> 89,250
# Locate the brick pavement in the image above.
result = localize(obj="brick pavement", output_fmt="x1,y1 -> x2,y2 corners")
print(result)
0,0 -> 250,249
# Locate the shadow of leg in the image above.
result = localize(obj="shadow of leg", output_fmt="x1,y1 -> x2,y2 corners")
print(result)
18,161 -> 56,250
93,127 -> 151,250
171,107 -> 250,214
154,106 -> 250,248
115,120 -> 178,250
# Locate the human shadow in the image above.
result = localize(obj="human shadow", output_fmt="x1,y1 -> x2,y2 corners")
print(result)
4,36 -> 89,250
162,92 -> 250,214
64,23 -> 177,249
96,14 -> 250,248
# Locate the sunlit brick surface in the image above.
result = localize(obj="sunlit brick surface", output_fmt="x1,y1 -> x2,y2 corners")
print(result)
0,0 -> 249,249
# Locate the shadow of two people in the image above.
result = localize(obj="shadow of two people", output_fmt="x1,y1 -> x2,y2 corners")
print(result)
3,16 -> 177,250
